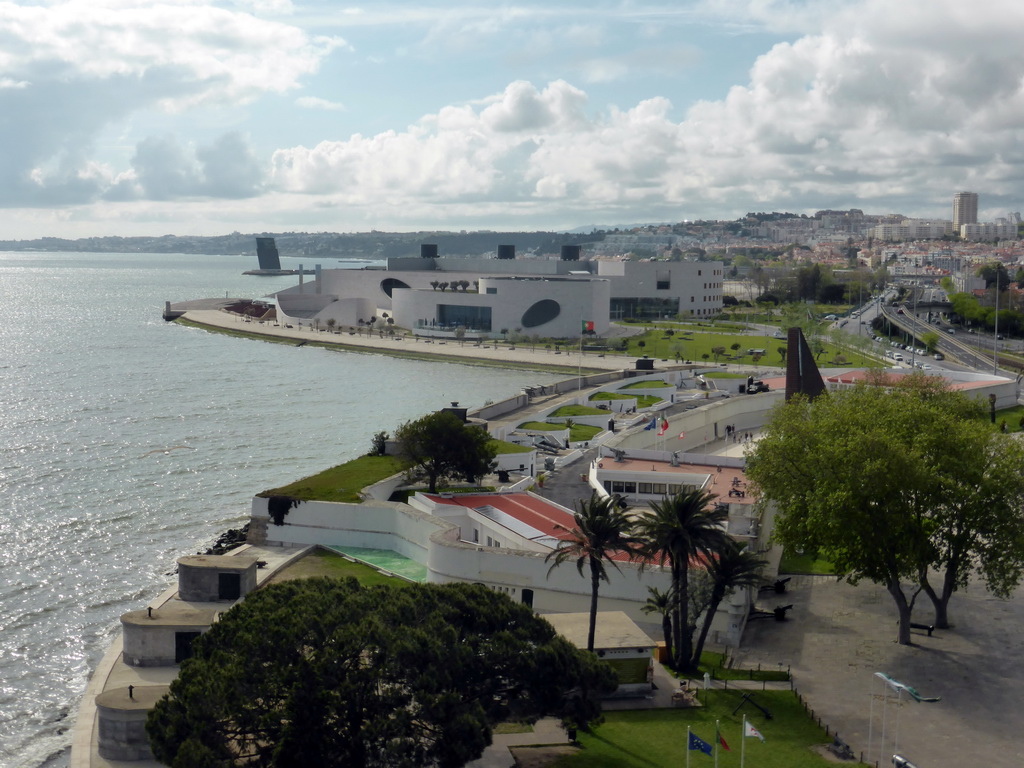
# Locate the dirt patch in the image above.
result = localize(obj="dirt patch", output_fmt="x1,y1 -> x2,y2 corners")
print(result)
809,743 -> 858,763
510,745 -> 579,767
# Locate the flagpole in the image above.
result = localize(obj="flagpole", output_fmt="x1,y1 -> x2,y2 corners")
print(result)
714,720 -> 720,768
893,686 -> 904,755
867,692 -> 875,763
686,726 -> 691,768
879,678 -> 888,768
741,716 -> 746,768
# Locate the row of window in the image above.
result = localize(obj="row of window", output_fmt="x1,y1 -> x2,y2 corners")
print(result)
603,480 -> 696,495
470,529 -> 501,548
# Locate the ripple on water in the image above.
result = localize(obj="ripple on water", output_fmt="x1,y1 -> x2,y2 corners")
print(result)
0,252 -> 560,766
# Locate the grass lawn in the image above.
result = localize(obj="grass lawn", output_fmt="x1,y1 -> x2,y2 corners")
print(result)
589,392 -> 663,408
619,380 -> 672,389
518,421 -> 603,441
694,652 -> 790,682
490,437 -> 535,453
518,420 -> 563,431
260,454 -> 412,503
555,692 -> 837,768
778,549 -> 836,575
569,424 -> 603,441
265,549 -> 409,589
550,405 -> 609,417
612,324 -> 876,369
994,404 -> 1024,432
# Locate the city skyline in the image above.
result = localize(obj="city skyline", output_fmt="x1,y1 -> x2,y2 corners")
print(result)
2,0 -> 1023,240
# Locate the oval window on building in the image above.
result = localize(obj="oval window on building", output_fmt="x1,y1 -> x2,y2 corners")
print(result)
380,278 -> 411,298
521,299 -> 561,328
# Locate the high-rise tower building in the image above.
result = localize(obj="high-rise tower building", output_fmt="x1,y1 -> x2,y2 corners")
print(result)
953,191 -> 979,231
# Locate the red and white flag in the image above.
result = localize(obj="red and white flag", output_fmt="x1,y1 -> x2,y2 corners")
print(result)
657,418 -> 669,436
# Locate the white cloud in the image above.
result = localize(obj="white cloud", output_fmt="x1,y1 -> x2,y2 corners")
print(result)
5,0 -> 1024,235
106,131 -> 264,200
269,0 -> 1024,227
0,0 -> 338,205
296,96 -> 346,111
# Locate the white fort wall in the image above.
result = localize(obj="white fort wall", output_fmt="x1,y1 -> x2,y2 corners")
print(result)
249,495 -> 688,630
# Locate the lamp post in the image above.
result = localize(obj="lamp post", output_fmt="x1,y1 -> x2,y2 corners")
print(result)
989,392 -> 997,425
993,280 -> 1000,374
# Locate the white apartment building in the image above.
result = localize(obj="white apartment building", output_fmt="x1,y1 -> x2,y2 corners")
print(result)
960,222 -> 1018,241
869,219 -> 954,242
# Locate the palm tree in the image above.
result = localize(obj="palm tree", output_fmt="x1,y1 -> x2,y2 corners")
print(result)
546,493 -> 639,652
632,489 -> 728,671
690,540 -> 766,669
640,585 -> 675,664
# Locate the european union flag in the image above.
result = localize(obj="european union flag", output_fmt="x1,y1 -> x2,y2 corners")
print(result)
688,732 -> 712,756
644,418 -> 657,430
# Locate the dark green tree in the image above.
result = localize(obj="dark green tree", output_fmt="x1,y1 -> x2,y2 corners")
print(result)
632,489 -> 729,671
914,417 -> 1024,627
147,580 -> 615,768
690,541 -> 766,667
395,411 -> 497,492
746,375 -> 1024,640
545,493 -> 639,651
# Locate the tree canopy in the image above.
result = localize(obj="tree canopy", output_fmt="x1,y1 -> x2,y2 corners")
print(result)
395,410 -> 497,492
147,579 -> 616,768
746,375 -> 1024,642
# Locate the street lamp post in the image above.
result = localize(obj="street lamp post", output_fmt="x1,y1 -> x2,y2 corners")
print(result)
993,281 -> 1000,374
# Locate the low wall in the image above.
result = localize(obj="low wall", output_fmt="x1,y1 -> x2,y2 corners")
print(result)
615,392 -> 784,451
468,370 -> 631,423
362,471 -> 410,503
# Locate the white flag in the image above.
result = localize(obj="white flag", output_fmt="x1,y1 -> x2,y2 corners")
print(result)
743,721 -> 765,742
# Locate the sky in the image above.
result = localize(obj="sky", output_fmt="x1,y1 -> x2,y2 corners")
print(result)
2,0 -> 1023,239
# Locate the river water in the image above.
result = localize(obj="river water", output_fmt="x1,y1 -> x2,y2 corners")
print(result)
0,252 -> 557,767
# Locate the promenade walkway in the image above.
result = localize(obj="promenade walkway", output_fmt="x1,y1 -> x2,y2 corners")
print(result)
179,309 -> 637,373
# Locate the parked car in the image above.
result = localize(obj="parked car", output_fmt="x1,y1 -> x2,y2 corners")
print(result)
933,352 -> 944,360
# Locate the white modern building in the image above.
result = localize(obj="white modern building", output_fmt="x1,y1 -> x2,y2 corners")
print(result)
272,254 -> 724,339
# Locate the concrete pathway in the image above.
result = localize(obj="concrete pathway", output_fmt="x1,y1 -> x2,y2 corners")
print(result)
734,574 -> 1024,768
180,309 -> 640,372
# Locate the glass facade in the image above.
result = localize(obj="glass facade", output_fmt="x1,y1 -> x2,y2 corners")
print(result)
437,304 -> 492,331
610,297 -> 680,320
